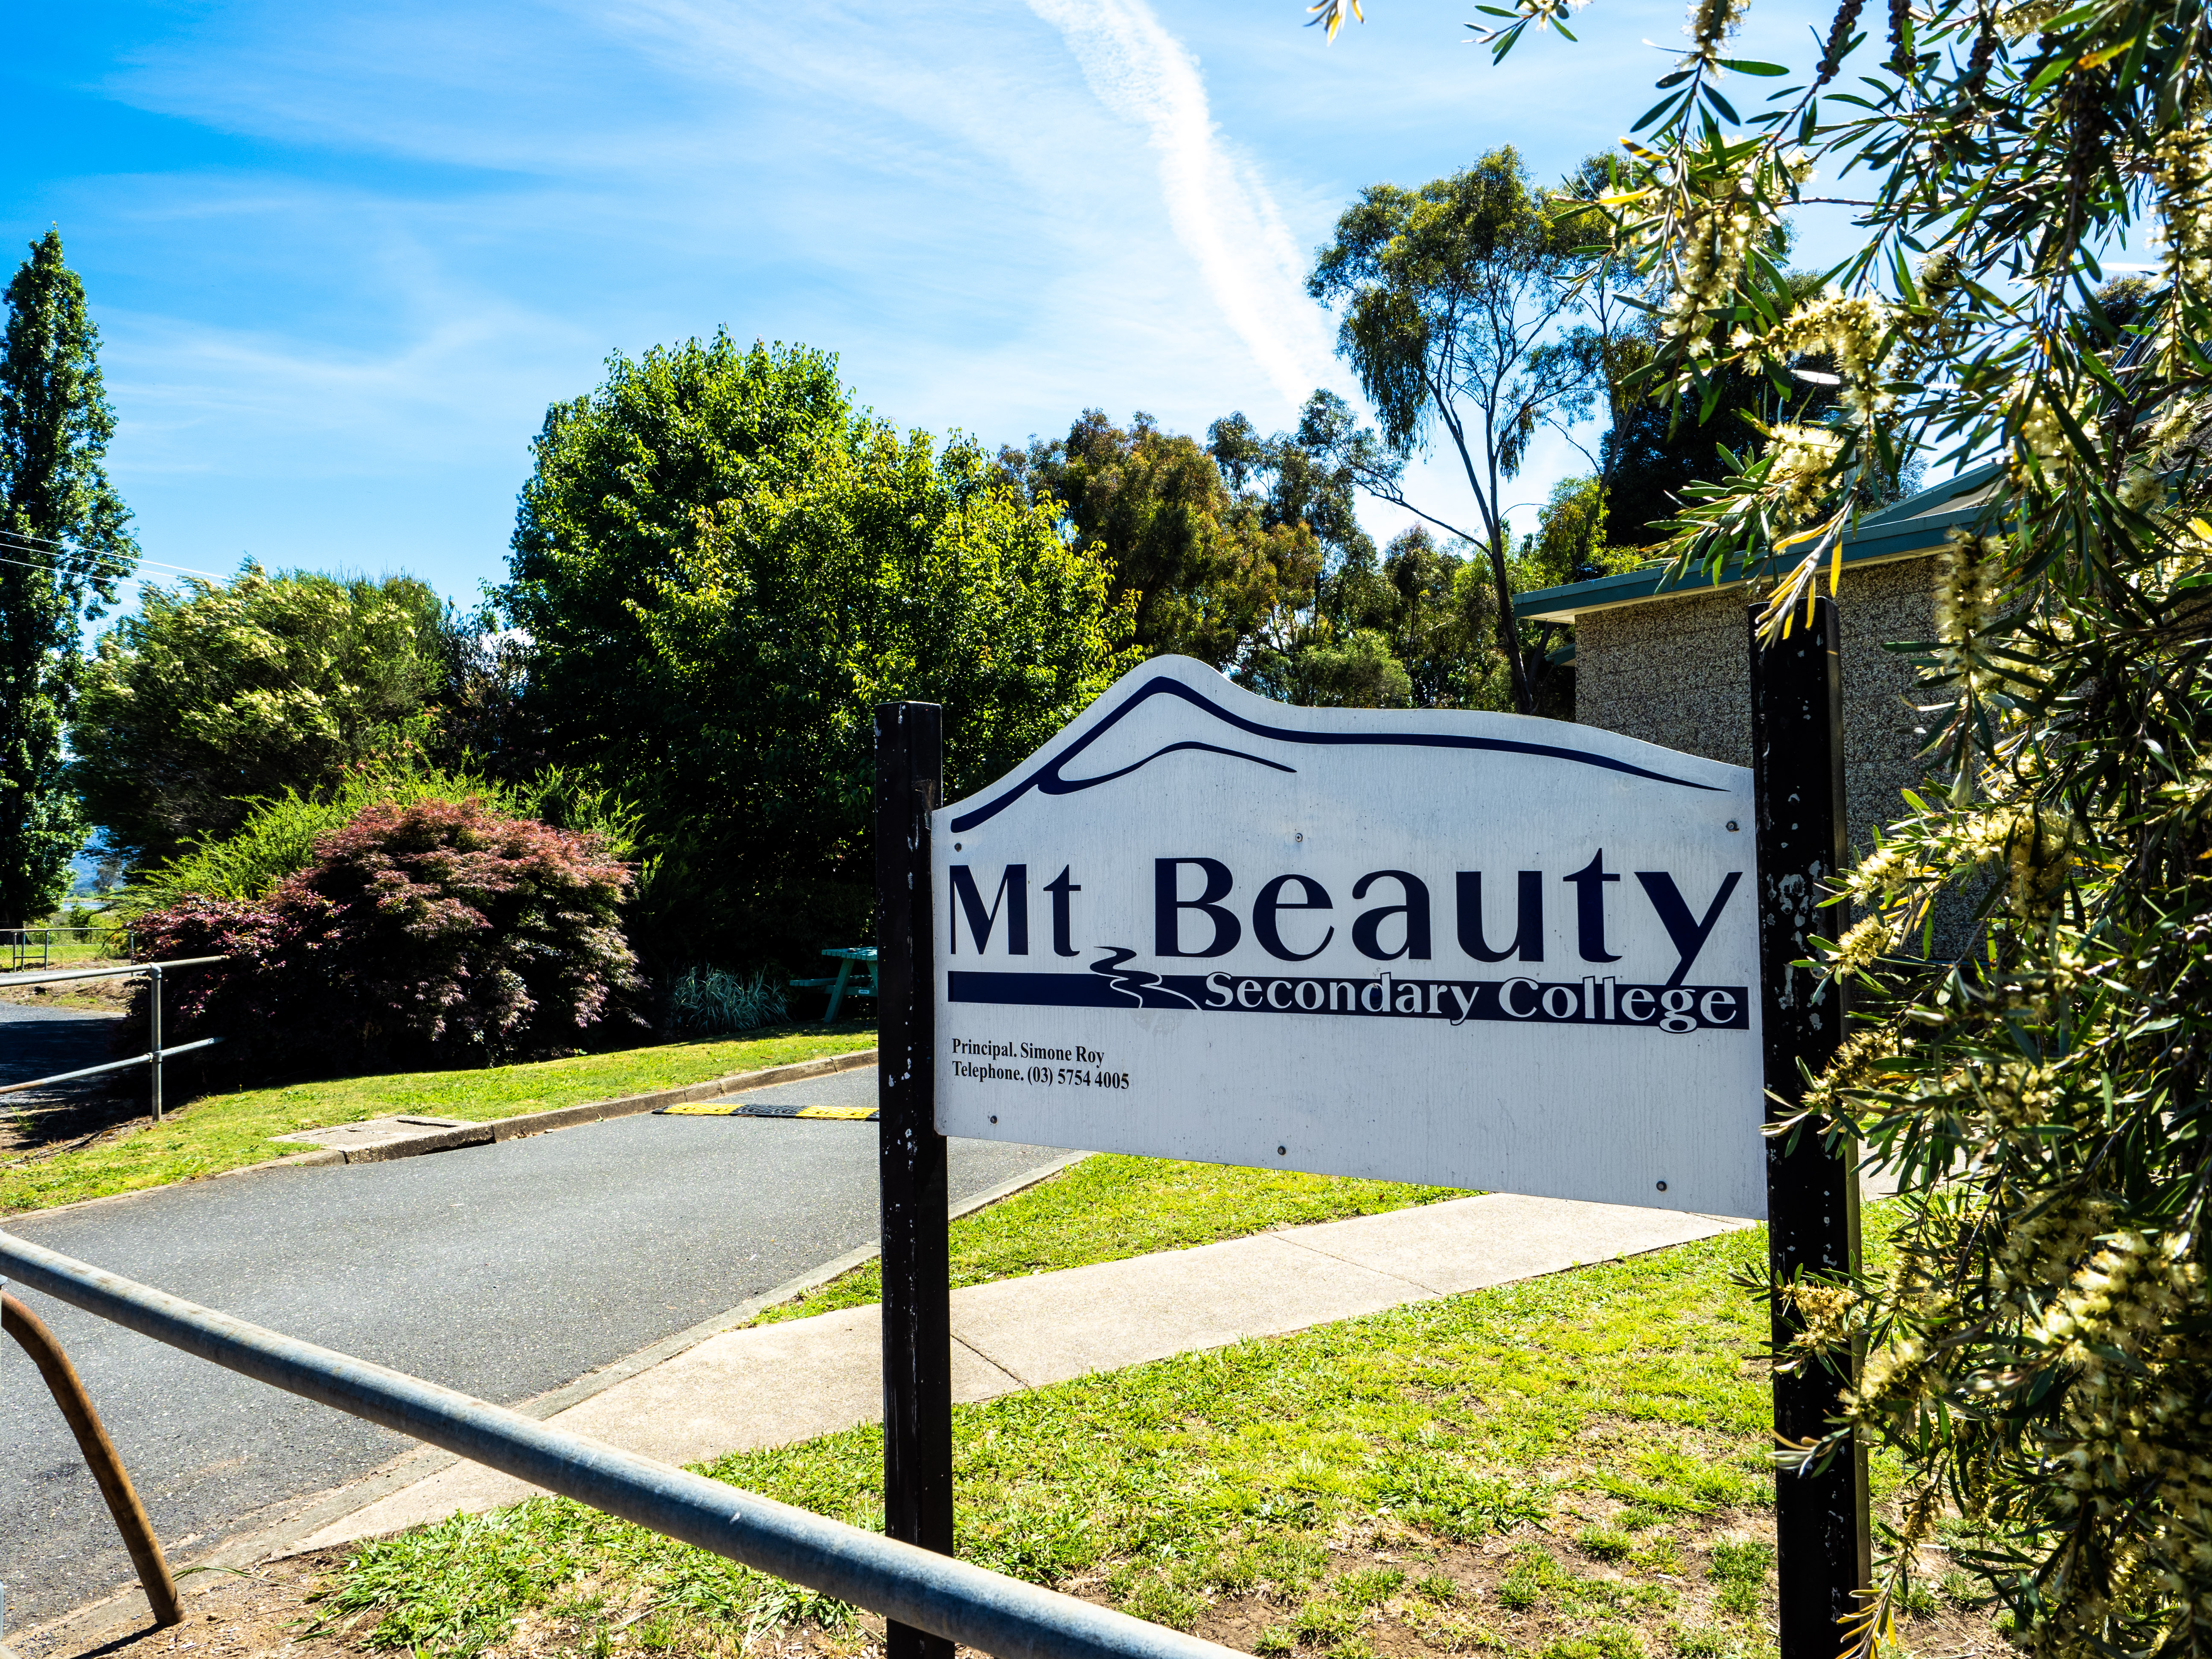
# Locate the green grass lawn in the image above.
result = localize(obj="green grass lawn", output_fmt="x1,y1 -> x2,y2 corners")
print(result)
0,1023 -> 876,1217
754,1152 -> 1467,1325
3,937 -> 127,969
322,1201 -> 2003,1659
0,935 -> 136,1004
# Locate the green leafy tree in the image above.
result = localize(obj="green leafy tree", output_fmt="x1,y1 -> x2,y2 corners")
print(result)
1307,149 -> 1601,714
1508,474 -> 1649,713
501,334 -> 1137,966
1599,349 -> 1788,549
1361,527 -> 1510,708
71,566 -> 448,870
1543,149 -> 1814,551
1207,409 -> 1375,570
1277,392 -> 1538,710
1312,0 -> 2212,1647
1206,407 -> 1402,704
1000,410 -> 1317,667
1279,627 -> 1413,706
427,618 -> 547,784
0,229 -> 135,923
1207,404 -> 1518,711
1546,157 -> 1917,552
1512,473 -> 1615,592
1594,269 -> 1915,549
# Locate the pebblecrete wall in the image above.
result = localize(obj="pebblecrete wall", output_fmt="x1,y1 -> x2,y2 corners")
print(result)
1572,555 -> 1940,855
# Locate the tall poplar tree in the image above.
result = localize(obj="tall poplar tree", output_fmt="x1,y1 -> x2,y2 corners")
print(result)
0,229 -> 136,923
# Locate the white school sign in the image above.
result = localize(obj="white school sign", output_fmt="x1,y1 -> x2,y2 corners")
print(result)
930,656 -> 1766,1220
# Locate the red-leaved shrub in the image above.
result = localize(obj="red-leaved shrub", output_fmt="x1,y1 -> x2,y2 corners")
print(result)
128,798 -> 642,1080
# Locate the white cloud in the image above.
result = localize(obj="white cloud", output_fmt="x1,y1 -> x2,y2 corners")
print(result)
1023,0 -> 1337,408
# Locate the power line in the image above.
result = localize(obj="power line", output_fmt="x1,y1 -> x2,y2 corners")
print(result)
0,536 -> 230,584
0,526 -> 252,583
0,524 -> 132,555
0,519 -> 163,552
0,550 -> 230,587
0,550 -> 127,582
0,525 -> 131,555
0,526 -> 283,588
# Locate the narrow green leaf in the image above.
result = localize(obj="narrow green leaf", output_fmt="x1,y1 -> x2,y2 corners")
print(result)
1892,245 -> 1921,306
2026,55 -> 2072,96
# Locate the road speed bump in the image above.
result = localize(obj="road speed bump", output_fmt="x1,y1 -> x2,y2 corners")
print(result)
656,1101 -> 879,1120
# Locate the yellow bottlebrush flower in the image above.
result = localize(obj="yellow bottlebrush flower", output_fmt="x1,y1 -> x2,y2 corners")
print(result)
1830,914 -> 1893,976
1937,528 -> 2002,649
1764,422 -> 1845,528
1683,0 -> 1749,64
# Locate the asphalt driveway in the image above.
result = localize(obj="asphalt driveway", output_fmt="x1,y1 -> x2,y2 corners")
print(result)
1,1065 -> 1062,1627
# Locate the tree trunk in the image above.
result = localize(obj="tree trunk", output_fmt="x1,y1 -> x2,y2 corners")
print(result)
1431,389 -> 1535,717
1484,532 -> 1534,715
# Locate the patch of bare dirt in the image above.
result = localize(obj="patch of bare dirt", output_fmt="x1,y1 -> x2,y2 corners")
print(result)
0,976 -> 134,1012
19,1556 -> 346,1659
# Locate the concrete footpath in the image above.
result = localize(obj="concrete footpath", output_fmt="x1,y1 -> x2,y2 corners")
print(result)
285,1191 -> 1747,1553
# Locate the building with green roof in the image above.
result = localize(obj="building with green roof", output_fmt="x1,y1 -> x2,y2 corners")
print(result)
1511,464 -> 2000,851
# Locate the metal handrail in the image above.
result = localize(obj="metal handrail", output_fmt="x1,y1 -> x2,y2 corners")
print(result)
0,1234 -> 1237,1659
2,926 -> 137,974
0,955 -> 228,990
0,955 -> 230,1120
0,1038 -> 223,1098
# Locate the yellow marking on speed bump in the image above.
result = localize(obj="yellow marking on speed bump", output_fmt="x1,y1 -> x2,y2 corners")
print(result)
656,1103 -> 879,1120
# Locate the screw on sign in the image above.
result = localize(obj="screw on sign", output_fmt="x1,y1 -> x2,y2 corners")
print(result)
875,637 -> 1867,1659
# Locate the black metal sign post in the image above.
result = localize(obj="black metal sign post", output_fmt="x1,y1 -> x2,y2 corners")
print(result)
876,701 -> 955,1659
1749,599 -> 1871,1659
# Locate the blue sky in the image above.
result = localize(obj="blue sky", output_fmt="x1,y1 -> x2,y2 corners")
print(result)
6,0 -> 1850,615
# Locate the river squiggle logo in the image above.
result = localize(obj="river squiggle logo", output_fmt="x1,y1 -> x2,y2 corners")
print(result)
1088,947 -> 1201,1010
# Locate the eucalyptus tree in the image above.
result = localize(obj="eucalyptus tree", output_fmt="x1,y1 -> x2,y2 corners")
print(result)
1307,0 -> 2212,1648
0,229 -> 135,923
1307,148 -> 1601,714
1281,389 -> 1550,710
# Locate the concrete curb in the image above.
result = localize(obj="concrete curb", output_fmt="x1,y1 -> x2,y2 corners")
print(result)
5,1048 -> 880,1223
16,1148 -> 1090,1654
303,1047 -> 884,1163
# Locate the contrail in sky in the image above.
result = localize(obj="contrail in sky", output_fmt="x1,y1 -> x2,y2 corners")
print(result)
1025,0 -> 1336,409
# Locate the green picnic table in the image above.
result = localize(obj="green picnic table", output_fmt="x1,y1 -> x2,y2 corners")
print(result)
792,946 -> 877,1022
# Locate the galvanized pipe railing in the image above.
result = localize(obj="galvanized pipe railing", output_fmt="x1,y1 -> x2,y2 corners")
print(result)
2,926 -> 139,973
0,956 -> 230,1118
0,955 -> 225,990
0,1038 -> 223,1098
0,1233 -> 1237,1659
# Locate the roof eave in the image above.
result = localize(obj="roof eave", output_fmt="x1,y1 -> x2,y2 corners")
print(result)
1513,462 -> 2012,625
